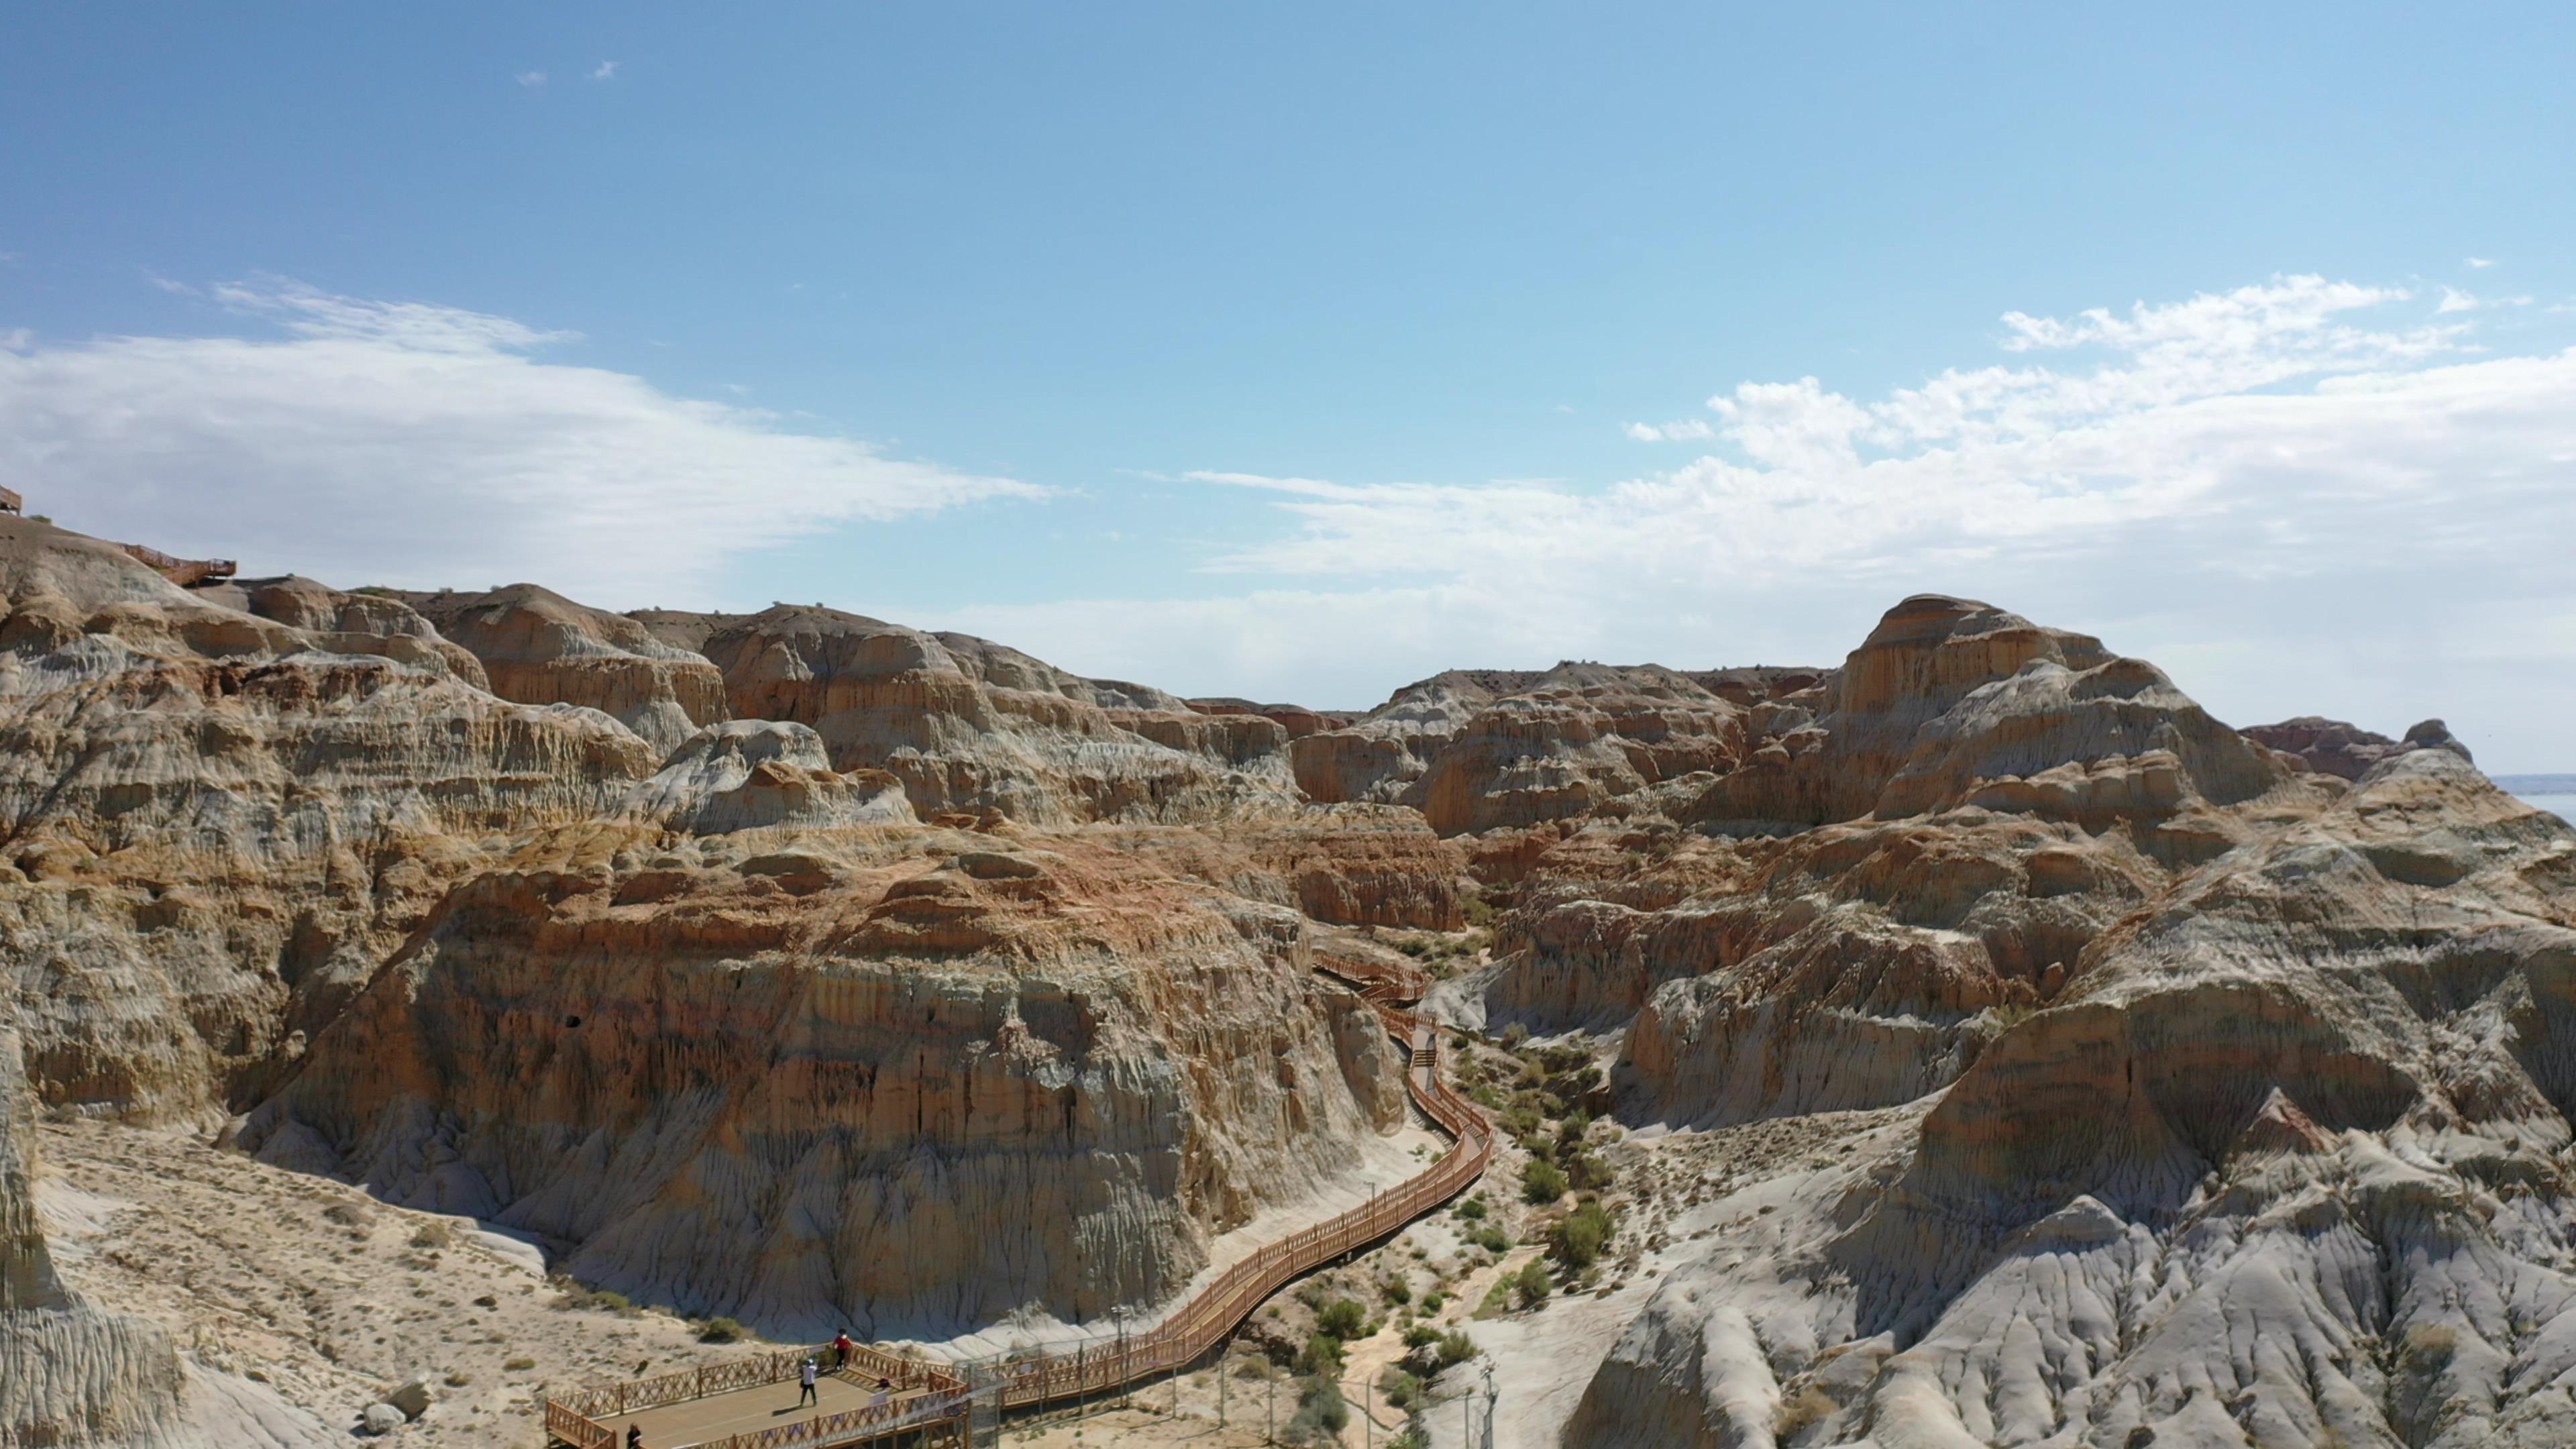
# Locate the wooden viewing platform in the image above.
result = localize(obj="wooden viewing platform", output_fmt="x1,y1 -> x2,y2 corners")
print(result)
547,970 -> 1492,1448
121,541 -> 237,587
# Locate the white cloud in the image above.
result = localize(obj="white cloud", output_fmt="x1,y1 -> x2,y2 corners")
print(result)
516,70 -> 547,88
0,279 -> 1040,602
2468,257 -> 2498,268
1625,418 -> 1715,442
1043,276 -> 2576,769
2438,285 -> 2481,314
592,60 -> 619,80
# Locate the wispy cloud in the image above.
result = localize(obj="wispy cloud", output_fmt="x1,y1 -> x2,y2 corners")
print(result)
592,60 -> 619,80
0,279 -> 1042,602
2468,257 -> 2498,268
956,274 -> 2576,769
1624,418 -> 1715,442
516,70 -> 547,88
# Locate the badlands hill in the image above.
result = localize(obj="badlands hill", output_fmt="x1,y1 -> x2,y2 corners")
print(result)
5,511 -> 2572,1448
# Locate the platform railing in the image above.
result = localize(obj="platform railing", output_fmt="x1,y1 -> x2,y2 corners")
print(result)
546,973 -> 1489,1442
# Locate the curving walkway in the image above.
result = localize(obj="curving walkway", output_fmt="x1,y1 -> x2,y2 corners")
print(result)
547,963 -> 1492,1448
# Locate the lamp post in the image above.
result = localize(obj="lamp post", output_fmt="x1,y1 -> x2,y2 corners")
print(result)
1110,1306 -> 1129,1418
1481,1362 -> 1498,1449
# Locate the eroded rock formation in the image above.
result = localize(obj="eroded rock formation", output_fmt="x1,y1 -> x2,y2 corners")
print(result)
11,505 -> 2571,1448
1293,663 -> 1827,836
404,584 -> 729,755
238,829 -> 1404,1339
641,605 -> 1303,825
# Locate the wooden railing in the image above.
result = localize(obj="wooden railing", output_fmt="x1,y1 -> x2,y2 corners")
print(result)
545,1399 -> 614,1449
556,1341 -> 963,1423
691,1379 -> 972,1449
973,996 -> 1492,1409
545,970 -> 1490,1442
119,541 -> 237,587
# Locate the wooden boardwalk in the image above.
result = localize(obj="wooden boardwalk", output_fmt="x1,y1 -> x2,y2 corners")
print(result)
548,965 -> 1490,1448
606,1373 -> 936,1449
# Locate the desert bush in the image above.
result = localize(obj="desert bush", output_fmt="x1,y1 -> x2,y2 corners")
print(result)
1316,1298 -> 1368,1339
1297,1332 -> 1346,1377
1550,1200 -> 1615,1270
1511,1259 -> 1553,1309
1380,1368 -> 1426,1411
1285,1375 -> 1349,1444
697,1317 -> 745,1344
1521,1159 -> 1568,1205
1438,1329 -> 1477,1366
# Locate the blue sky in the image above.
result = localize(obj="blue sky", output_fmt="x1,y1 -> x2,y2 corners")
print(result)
5,4 -> 2575,767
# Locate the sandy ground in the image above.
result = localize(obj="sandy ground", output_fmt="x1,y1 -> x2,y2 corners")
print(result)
27,1107 -> 1456,1448
35,1116 -> 761,1447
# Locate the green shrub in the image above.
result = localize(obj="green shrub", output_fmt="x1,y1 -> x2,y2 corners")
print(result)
503,1356 -> 537,1373
1500,1022 -> 1530,1049
1297,1332 -> 1346,1376
1403,1322 -> 1441,1350
1567,1151 -> 1615,1192
1381,1275 -> 1411,1306
1511,1259 -> 1553,1309
1521,1158 -> 1568,1205
1420,1291 -> 1444,1313
1379,1368 -> 1426,1411
1316,1298 -> 1368,1339
697,1317 -> 745,1344
1472,1226 -> 1511,1253
1285,1375 -> 1349,1444
1550,1200 -> 1615,1271
1454,1196 -> 1488,1222
1438,1329 -> 1477,1366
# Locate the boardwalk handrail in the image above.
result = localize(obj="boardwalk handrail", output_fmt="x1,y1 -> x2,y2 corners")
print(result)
555,1341 -> 962,1424
545,969 -> 1490,1442
119,541 -> 237,586
972,990 -> 1491,1409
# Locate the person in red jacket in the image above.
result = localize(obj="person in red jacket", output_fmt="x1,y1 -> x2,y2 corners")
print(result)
833,1330 -> 855,1368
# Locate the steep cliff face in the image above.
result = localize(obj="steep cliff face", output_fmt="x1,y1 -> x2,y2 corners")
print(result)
238,828 -> 1407,1340
1092,807 -> 1474,930
0,519 -> 658,1122
658,604 -> 1301,825
405,584 -> 729,756
1567,751 -> 2576,1448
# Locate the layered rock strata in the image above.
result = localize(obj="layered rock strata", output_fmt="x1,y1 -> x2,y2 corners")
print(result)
405,584 -> 728,755
0,519 -> 661,1123
1293,663 -> 1826,836
644,605 -> 1302,824
238,830 -> 1407,1339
